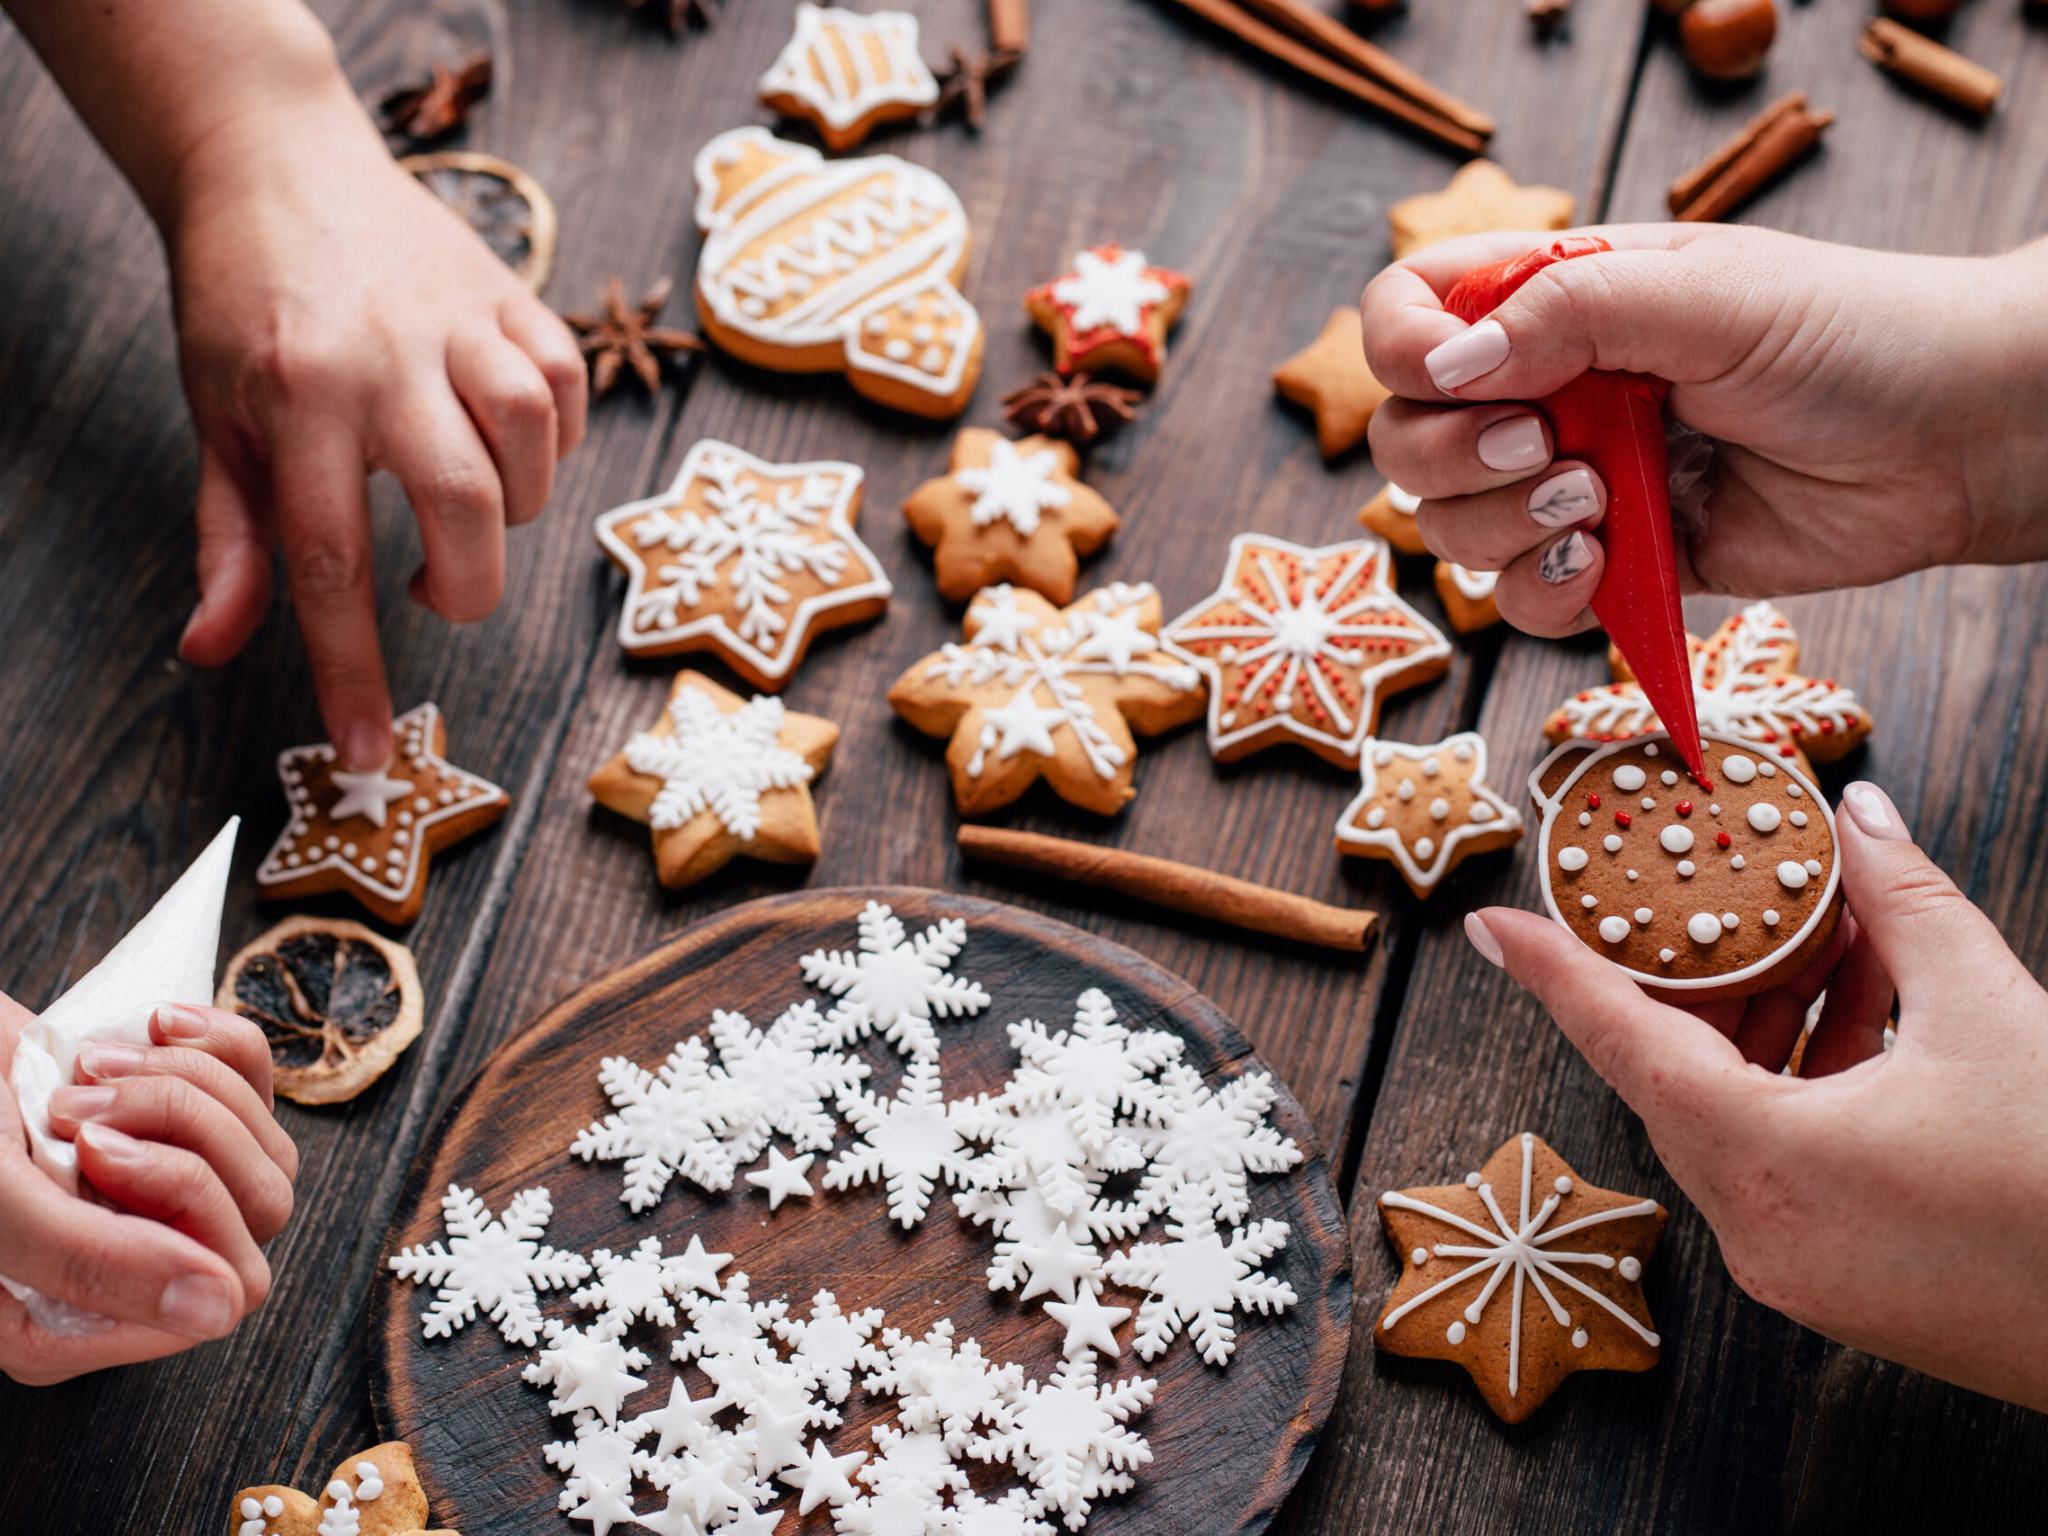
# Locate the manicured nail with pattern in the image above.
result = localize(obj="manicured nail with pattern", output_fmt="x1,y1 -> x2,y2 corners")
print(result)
1464,911 -> 1505,967
1843,782 -> 1910,842
1476,416 -> 1548,473
1424,319 -> 1510,392
1528,468 -> 1600,527
156,1003 -> 211,1041
79,1042 -> 148,1078
1538,531 -> 1595,585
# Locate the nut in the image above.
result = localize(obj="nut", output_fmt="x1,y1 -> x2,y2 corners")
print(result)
1680,0 -> 1777,79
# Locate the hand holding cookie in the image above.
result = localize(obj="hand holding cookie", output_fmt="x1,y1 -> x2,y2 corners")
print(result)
1468,781 -> 2048,1414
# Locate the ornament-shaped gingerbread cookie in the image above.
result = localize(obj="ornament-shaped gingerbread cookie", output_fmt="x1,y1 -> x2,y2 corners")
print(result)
758,5 -> 939,152
228,1441 -> 455,1536
1025,244 -> 1191,385
889,582 -> 1205,816
1334,734 -> 1523,896
904,427 -> 1118,604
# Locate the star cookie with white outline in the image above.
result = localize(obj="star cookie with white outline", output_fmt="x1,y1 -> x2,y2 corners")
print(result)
1375,1132 -> 1665,1423
1334,733 -> 1523,897
904,427 -> 1119,605
1025,244 -> 1192,385
1272,307 -> 1392,459
256,703 -> 508,924
757,4 -> 939,152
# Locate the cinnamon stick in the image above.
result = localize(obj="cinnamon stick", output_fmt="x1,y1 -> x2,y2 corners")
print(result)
1231,0 -> 1496,139
1157,0 -> 1489,154
1670,95 -> 1832,223
1667,90 -> 1808,215
958,826 -> 1377,953
988,0 -> 1030,55
1859,17 -> 2000,119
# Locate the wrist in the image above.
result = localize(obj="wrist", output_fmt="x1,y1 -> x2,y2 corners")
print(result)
1954,240 -> 2048,565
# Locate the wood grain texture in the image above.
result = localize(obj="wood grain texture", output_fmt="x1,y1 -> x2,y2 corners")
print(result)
372,888 -> 1351,1534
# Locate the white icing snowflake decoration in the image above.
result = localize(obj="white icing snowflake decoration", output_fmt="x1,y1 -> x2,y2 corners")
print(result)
961,1084 -> 1145,1224
571,1236 -> 716,1332
800,900 -> 992,1060
623,689 -> 816,840
1050,247 -> 1168,338
958,437 -> 1074,537
386,1184 -> 590,1347
570,1038 -> 743,1212
969,1353 -> 1155,1532
825,1058 -> 991,1226
1131,1062 -> 1303,1225
863,1318 -> 1024,1455
710,1000 -> 867,1163
953,1178 -> 1144,1299
1104,1187 -> 1296,1366
1004,988 -> 1182,1158
523,1318 -> 651,1425
773,1288 -> 885,1404
543,1413 -> 646,1536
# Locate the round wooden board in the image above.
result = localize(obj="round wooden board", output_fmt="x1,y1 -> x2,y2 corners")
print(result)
371,888 -> 1351,1536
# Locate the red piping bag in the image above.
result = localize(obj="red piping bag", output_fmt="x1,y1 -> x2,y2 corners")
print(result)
1443,237 -> 1707,784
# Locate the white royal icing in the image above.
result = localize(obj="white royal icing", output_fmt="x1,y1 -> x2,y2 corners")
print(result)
621,686 -> 815,841
1333,732 -> 1522,890
1051,246 -> 1170,338
956,437 -> 1073,536
759,6 -> 938,133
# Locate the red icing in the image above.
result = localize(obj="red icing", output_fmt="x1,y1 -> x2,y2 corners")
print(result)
1443,239 -> 1705,781
1615,811 -> 1632,828
1030,243 -> 1191,372
1716,831 -> 1732,848
1676,800 -> 1692,817
1587,793 -> 1601,809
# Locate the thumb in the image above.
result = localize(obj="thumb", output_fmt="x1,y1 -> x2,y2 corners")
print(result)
178,432 -> 274,668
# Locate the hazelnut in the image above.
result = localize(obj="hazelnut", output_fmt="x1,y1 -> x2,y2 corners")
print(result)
1680,0 -> 1777,79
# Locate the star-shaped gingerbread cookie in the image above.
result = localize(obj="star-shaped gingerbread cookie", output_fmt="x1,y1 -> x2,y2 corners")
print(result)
1435,561 -> 1502,634
1357,479 -> 1427,553
1333,733 -> 1523,895
229,1440 -> 454,1536
590,671 -> 838,890
888,582 -> 1205,816
1159,534 -> 1451,768
904,427 -> 1119,604
1375,1132 -> 1665,1423
1388,161 -> 1577,261
1025,244 -> 1192,385
1272,307 -> 1392,459
255,703 -> 508,925
757,3 -> 939,152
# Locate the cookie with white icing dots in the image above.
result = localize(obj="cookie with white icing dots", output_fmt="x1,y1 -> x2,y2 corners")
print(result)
590,671 -> 838,891
1272,306 -> 1392,459
758,4 -> 939,153
228,1440 -> 454,1536
593,438 -> 890,689
1544,600 -> 1873,775
1159,534 -> 1451,769
255,703 -> 508,926
888,582 -> 1206,816
1025,244 -> 1192,385
1333,734 -> 1523,896
903,427 -> 1119,604
1376,1132 -> 1665,1424
692,126 -> 984,418
1530,730 -> 1843,1002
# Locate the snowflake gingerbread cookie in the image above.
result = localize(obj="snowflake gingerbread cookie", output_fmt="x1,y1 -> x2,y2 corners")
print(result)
228,1441 -> 450,1536
255,702 -> 508,925
693,126 -> 984,417
1375,1132 -> 1665,1423
588,670 -> 839,890
1159,533 -> 1452,769
889,582 -> 1206,817
758,5 -> 939,152
1543,600 -> 1873,773
593,439 -> 889,688
1025,244 -> 1191,386
1334,733 -> 1524,897
904,427 -> 1120,605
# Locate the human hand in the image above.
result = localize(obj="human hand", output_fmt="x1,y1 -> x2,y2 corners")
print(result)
1361,225 -> 2048,636
1464,782 -> 2048,1412
0,996 -> 298,1385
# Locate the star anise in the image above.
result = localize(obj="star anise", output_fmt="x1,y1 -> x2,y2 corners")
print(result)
563,277 -> 704,397
379,54 -> 493,143
933,44 -> 1022,130
1002,372 -> 1142,445
625,0 -> 718,34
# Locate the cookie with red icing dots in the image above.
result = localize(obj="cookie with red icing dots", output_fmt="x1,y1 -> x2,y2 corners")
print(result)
1529,730 -> 1842,1002
1025,244 -> 1191,385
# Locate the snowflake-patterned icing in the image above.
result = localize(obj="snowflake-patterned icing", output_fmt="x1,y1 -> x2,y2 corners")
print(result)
969,1353 -> 1155,1532
1003,988 -> 1182,1158
800,900 -> 992,1060
386,1184 -> 590,1346
952,1488 -> 1057,1536
771,1288 -> 885,1404
524,1318 -> 651,1425
710,1000 -> 868,1163
1131,1062 -> 1303,1225
957,437 -> 1074,537
960,1081 -> 1146,1222
953,1179 -> 1145,1297
543,1412 -> 647,1536
861,1318 -> 1024,1455
1104,1186 -> 1297,1366
570,1236 -> 712,1332
570,1037 -> 744,1212
824,1059 -> 992,1227
673,1274 -> 790,1378
622,689 -> 817,840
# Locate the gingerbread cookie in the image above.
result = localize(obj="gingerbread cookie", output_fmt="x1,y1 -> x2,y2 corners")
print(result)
1333,734 -> 1523,896
1435,561 -> 1502,634
692,126 -> 983,418
1387,160 -> 1577,260
1376,1132 -> 1665,1424
593,439 -> 890,689
255,703 -> 508,925
758,5 -> 939,152
904,427 -> 1119,604
590,671 -> 838,890
1356,480 -> 1427,555
1161,534 -> 1451,768
1272,307 -> 1392,459
228,1440 -> 455,1536
1543,601 -> 1872,774
888,582 -> 1205,816
1025,244 -> 1191,385
1530,730 -> 1843,1001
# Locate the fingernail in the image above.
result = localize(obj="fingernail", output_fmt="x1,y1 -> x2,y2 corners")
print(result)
79,1043 -> 148,1079
159,1274 -> 234,1338
50,1086 -> 116,1118
1843,782 -> 1910,842
75,1119 -> 142,1159
340,721 -> 390,772
156,1003 -> 211,1042
1528,468 -> 1601,527
1477,415 -> 1548,473
1539,531 -> 1596,585
1465,911 -> 1505,967
1425,319 -> 1510,392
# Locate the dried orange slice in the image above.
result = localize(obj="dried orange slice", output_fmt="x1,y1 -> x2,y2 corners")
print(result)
401,149 -> 557,292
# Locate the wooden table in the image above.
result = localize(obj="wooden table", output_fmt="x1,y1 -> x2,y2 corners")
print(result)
0,0 -> 2042,1530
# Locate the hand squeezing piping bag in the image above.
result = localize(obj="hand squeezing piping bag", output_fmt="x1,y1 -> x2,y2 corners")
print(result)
1443,237 -> 1707,784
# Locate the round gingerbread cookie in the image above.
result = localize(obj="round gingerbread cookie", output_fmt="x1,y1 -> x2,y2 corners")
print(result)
1528,731 -> 1841,1002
